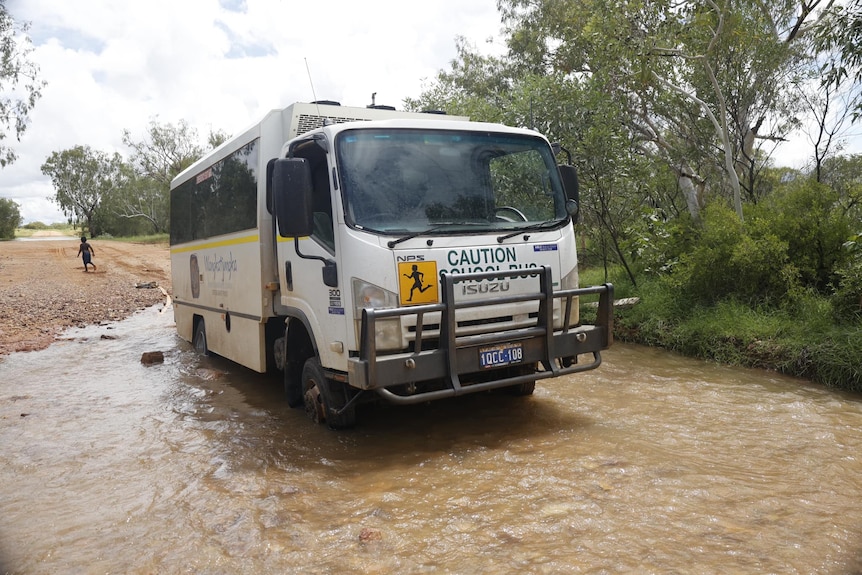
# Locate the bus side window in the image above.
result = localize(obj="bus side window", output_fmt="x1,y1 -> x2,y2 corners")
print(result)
265,158 -> 276,214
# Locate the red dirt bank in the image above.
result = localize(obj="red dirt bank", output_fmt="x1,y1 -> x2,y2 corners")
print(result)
0,236 -> 171,356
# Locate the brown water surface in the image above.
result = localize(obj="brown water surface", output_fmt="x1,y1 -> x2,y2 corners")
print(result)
2,307 -> 862,573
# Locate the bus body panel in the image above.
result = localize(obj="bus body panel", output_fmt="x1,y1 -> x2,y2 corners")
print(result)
171,232 -> 269,371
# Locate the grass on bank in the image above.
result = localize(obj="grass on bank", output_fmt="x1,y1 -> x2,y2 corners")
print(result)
15,225 -> 168,244
102,233 -> 169,244
579,266 -> 862,393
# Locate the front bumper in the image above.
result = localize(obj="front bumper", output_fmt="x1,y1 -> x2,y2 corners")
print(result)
347,267 -> 614,405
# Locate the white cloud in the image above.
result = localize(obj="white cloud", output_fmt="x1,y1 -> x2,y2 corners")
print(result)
4,0 -> 852,225
2,0 -> 505,223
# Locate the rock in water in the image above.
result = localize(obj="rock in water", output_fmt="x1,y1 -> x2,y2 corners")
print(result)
141,351 -> 165,365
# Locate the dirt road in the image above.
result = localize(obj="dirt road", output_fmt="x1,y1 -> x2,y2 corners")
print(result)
0,234 -> 171,356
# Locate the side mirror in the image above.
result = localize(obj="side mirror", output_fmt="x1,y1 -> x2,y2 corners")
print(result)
273,158 -> 314,237
322,259 -> 338,287
558,164 -> 580,223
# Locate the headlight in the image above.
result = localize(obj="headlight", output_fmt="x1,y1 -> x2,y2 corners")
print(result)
352,278 -> 402,351
352,278 -> 399,313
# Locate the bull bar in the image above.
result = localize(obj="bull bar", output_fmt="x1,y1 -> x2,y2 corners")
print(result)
347,266 -> 614,405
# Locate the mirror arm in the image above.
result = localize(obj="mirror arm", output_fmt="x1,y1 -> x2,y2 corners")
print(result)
293,237 -> 338,287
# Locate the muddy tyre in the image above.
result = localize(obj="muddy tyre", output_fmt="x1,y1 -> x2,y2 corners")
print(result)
193,320 -> 208,356
503,364 -> 536,396
506,380 -> 536,396
284,359 -> 304,408
301,358 -> 356,429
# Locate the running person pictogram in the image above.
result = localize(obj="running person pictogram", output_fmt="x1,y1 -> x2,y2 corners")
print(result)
403,264 -> 433,302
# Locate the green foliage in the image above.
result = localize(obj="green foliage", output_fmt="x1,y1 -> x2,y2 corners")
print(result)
629,177 -> 855,309
0,3 -> 45,167
819,155 -> 862,220
41,145 -> 125,237
0,197 -> 21,238
666,301 -> 788,364
814,3 -> 862,116
116,119 -> 207,235
628,208 -> 698,276
41,119 -> 211,237
103,232 -> 169,244
409,0 -> 862,392
830,233 -> 862,323
668,202 -> 791,305
613,270 -> 862,391
752,178 -> 851,291
122,119 -> 204,188
21,220 -> 48,230
805,332 -> 862,392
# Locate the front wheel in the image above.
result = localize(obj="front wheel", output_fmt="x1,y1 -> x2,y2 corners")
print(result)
502,364 -> 536,396
193,320 -> 208,356
301,358 -> 357,429
284,359 -> 304,408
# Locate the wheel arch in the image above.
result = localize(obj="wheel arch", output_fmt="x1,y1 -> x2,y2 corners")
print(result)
283,308 -> 318,366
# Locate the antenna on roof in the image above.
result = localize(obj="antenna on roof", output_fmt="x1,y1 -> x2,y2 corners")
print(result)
305,58 -> 321,119
370,92 -> 377,107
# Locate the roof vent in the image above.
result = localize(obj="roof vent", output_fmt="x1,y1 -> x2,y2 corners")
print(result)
366,92 -> 395,111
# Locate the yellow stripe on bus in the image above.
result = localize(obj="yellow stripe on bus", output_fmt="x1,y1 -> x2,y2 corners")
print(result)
276,235 -> 310,243
170,234 -> 260,254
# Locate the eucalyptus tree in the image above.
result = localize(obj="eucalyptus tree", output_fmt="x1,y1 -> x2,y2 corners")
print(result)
0,1 -> 45,167
815,1 -> 862,117
407,36 -> 518,124
122,119 -> 204,188
100,162 -> 168,234
41,145 -> 125,238
118,119 -> 226,233
0,197 -> 21,238
493,0 -> 838,221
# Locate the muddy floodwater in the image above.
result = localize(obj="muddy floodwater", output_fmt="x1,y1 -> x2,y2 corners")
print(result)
2,306 -> 862,574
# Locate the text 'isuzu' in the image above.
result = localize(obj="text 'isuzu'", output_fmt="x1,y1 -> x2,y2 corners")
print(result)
170,101 -> 613,428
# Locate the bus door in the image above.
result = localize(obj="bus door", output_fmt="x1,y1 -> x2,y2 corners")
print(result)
275,141 -> 348,371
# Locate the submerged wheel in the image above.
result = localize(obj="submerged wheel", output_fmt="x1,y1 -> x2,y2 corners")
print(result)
504,364 -> 536,396
301,358 -> 357,429
193,320 -> 208,356
284,359 -> 304,408
507,380 -> 536,396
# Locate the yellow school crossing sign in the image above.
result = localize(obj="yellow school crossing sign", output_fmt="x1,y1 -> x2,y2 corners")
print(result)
397,261 -> 439,305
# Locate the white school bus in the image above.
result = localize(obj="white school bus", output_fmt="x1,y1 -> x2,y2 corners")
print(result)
170,101 -> 613,428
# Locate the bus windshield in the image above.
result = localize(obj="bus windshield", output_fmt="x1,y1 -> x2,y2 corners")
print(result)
335,128 -> 569,234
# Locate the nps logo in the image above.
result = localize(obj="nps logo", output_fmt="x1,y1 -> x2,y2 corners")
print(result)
397,261 -> 438,306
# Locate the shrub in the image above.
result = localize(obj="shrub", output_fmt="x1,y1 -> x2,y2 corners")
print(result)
831,246 -> 862,324
22,221 -> 48,230
754,179 -> 852,292
627,208 -> 697,277
0,198 -> 22,239
670,203 -> 791,306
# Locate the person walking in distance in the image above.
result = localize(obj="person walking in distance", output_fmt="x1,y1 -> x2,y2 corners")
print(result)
77,236 -> 96,272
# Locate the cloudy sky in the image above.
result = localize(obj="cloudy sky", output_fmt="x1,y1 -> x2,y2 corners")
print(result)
2,0 -> 857,225
2,0 -> 505,224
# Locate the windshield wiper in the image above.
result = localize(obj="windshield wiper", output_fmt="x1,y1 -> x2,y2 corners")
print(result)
496,219 -> 562,243
387,222 -> 484,248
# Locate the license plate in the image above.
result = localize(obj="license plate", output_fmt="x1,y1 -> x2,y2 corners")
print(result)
479,342 -> 524,369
